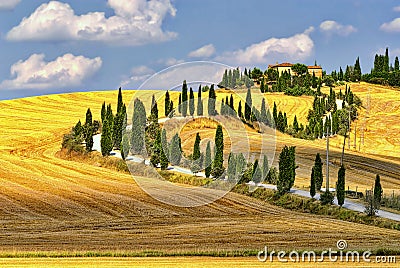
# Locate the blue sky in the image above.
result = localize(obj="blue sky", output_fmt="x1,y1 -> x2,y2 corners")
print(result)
0,0 -> 400,100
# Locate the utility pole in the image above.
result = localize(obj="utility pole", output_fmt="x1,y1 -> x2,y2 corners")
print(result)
326,129 -> 330,192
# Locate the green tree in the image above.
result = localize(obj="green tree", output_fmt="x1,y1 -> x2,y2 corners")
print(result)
354,57 -> 362,81
165,90 -> 170,117
189,87 -> 195,116
150,129 -> 161,167
160,129 -> 169,170
395,56 -> 399,72
100,117 -> 113,156
208,84 -> 216,116
314,153 -> 323,191
113,103 -> 126,149
178,93 -> 182,113
291,63 -> 308,76
336,165 -> 345,207
245,88 -> 252,121
293,115 -> 299,132
227,153 -> 237,182
260,98 -> 267,124
169,133 -> 182,165
117,87 -> 123,114
101,102 -> 106,123
205,141 -> 212,178
181,80 -> 188,117
197,85 -> 203,116
212,125 -> 225,178
192,132 -> 201,161
238,100 -> 243,118
262,155 -> 269,181
120,134 -> 129,160
131,98 -> 146,154
310,167 -> 316,198
374,174 -> 383,206
277,146 -> 296,195
252,159 -> 262,184
84,108 -> 94,152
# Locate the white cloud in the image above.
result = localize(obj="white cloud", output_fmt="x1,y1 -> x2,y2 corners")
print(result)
0,0 -> 20,10
0,53 -> 102,90
393,6 -> 400,12
120,65 -> 155,87
319,20 -> 357,36
6,0 -> 177,45
380,18 -> 400,32
188,44 -> 216,58
158,57 -> 185,66
215,27 -> 314,65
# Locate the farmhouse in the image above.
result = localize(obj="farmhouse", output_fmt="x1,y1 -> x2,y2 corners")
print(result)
268,62 -> 323,78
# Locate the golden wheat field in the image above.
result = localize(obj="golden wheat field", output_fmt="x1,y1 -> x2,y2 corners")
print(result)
0,86 -> 399,256
0,257 -> 397,268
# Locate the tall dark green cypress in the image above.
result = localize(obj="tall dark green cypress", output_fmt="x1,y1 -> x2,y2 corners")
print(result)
277,145 -> 296,195
252,159 -> 262,184
245,88 -> 252,121
385,47 -> 389,72
160,129 -> 169,170
117,87 -> 123,114
395,57 -> 399,72
178,93 -> 182,113
310,167 -> 316,198
238,100 -> 243,118
336,165 -> 345,207
374,174 -> 383,205
193,133 -> 201,161
100,117 -> 112,156
205,141 -> 212,178
169,133 -> 181,165
165,90 -> 170,117
262,155 -> 269,181
208,84 -> 216,116
197,85 -> 203,116
212,125 -> 225,178
189,87 -> 195,116
101,101 -> 106,123
182,80 -> 188,117
314,153 -> 323,191
260,98 -> 267,124
84,108 -> 93,152
131,98 -> 146,154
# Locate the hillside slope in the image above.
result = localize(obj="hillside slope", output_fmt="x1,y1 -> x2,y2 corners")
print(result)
0,89 -> 399,252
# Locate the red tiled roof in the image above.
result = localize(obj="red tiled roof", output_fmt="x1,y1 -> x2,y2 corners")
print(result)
308,65 -> 322,69
269,62 -> 293,68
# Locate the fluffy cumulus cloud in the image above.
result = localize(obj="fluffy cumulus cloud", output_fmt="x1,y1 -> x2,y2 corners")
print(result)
158,57 -> 185,66
0,53 -> 102,90
216,27 -> 314,65
0,0 -> 20,10
6,0 -> 177,45
393,6 -> 400,12
319,20 -> 357,36
188,44 -> 216,58
380,18 -> 400,32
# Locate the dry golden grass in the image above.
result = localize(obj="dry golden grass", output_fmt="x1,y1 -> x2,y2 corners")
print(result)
0,89 -> 399,253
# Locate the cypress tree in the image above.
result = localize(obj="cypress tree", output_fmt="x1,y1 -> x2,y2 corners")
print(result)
260,98 -> 267,124
314,153 -> 323,191
245,88 -> 252,121
117,87 -> 123,114
160,140 -> 169,170
212,125 -> 225,178
310,167 -> 316,198
229,94 -> 235,115
205,141 -> 212,178
336,165 -> 346,207
113,104 -> 125,149
178,93 -> 182,113
120,133 -> 129,160
374,174 -> 383,205
262,155 -> 269,181
273,102 -> 277,126
131,98 -> 146,154
293,115 -> 299,132
395,56 -> 399,72
197,85 -> 203,116
169,133 -> 182,165
354,57 -> 362,81
208,84 -> 216,116
181,80 -> 188,117
100,117 -> 113,156
385,47 -> 389,72
277,145 -> 296,195
165,90 -> 170,117
101,102 -> 106,123
227,153 -> 237,182
189,87 -> 195,116
193,133 -> 201,161
84,108 -> 93,152
150,128 -> 161,167
260,79 -> 265,93
238,100 -> 243,118
252,159 -> 262,184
